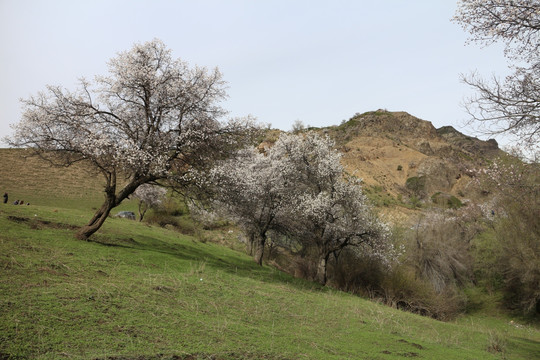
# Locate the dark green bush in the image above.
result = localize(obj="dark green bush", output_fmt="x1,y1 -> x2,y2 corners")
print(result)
496,210 -> 540,314
431,192 -> 463,209
144,210 -> 179,228
405,176 -> 426,196
409,195 -> 422,208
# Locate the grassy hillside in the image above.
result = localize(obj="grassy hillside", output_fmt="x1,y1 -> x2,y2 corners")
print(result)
1,149 -> 539,359
0,148 -> 135,212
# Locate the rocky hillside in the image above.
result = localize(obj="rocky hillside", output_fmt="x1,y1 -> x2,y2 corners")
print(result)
317,110 -> 502,217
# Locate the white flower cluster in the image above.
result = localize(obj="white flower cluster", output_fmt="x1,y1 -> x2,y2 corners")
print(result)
133,184 -> 167,206
209,132 -> 395,278
8,38 -> 238,188
454,0 -> 540,62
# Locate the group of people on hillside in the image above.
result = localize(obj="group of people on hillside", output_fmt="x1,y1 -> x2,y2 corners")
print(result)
3,192 -> 30,206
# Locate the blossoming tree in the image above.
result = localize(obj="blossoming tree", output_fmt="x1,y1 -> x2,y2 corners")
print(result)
210,132 -> 392,285
273,133 -> 392,285
8,39 -> 254,240
209,147 -> 288,265
133,184 -> 167,222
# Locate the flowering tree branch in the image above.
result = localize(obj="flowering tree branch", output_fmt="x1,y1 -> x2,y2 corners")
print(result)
7,39 -> 256,240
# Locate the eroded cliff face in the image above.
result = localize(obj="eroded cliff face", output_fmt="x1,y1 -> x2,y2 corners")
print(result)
321,110 -> 502,207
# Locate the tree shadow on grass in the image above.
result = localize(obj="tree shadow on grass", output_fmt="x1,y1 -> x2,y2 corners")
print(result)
508,337 -> 540,359
90,232 -> 324,292
3,213 -> 325,292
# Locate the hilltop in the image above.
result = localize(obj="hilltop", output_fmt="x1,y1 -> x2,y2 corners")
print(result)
329,110 -> 500,192
304,110 -> 503,221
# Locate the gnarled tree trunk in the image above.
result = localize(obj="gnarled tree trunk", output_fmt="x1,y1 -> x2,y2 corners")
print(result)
76,196 -> 116,240
315,251 -> 331,286
253,233 -> 266,266
75,175 -> 151,240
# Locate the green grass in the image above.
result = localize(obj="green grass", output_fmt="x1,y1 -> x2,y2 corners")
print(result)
363,186 -> 400,207
1,204 -> 539,359
0,149 -> 539,359
0,148 -> 134,212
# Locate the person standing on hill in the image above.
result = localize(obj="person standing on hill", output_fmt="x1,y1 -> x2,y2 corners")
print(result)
3,193 -> 7,204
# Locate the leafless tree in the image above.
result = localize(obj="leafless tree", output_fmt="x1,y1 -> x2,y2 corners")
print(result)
454,0 -> 540,144
290,119 -> 305,134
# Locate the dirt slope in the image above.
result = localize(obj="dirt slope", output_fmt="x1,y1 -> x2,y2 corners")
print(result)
319,110 -> 502,220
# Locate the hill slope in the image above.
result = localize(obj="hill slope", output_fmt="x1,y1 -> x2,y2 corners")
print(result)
1,142 -> 539,359
1,114 -> 538,359
312,110 -> 503,222
1,203 -> 539,359
328,110 -> 500,195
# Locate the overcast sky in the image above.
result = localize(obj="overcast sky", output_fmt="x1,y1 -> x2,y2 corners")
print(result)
0,0 -> 512,147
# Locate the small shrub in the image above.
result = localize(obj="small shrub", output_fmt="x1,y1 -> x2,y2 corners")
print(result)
144,210 -> 179,228
194,228 -> 213,243
447,196 -> 463,209
291,119 -> 305,134
487,331 -> 507,354
160,197 -> 186,216
411,211 -> 474,293
328,246 -> 467,320
405,176 -> 426,197
176,217 -> 197,235
330,250 -> 385,295
397,165 -> 403,171
380,266 -> 467,320
291,255 -> 318,281
431,192 -> 463,209
409,195 -> 422,208
497,214 -> 540,314
471,229 -> 504,293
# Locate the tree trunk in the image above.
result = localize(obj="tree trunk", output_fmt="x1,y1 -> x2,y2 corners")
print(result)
315,251 -> 330,285
253,234 -> 266,266
246,234 -> 255,256
74,174 -> 154,240
76,198 -> 115,240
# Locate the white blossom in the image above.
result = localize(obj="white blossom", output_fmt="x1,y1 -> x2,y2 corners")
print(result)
7,39 -> 254,239
209,132 -> 393,282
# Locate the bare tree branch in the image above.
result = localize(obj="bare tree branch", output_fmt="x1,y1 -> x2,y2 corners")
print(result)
454,0 -> 540,144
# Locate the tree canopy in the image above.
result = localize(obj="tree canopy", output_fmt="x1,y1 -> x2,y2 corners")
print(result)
8,39 -> 255,239
208,132 -> 393,285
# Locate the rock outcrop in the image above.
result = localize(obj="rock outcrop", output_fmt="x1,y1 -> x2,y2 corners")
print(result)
322,110 -> 502,205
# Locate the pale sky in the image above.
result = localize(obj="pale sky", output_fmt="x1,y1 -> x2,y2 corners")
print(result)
0,0 -> 512,147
